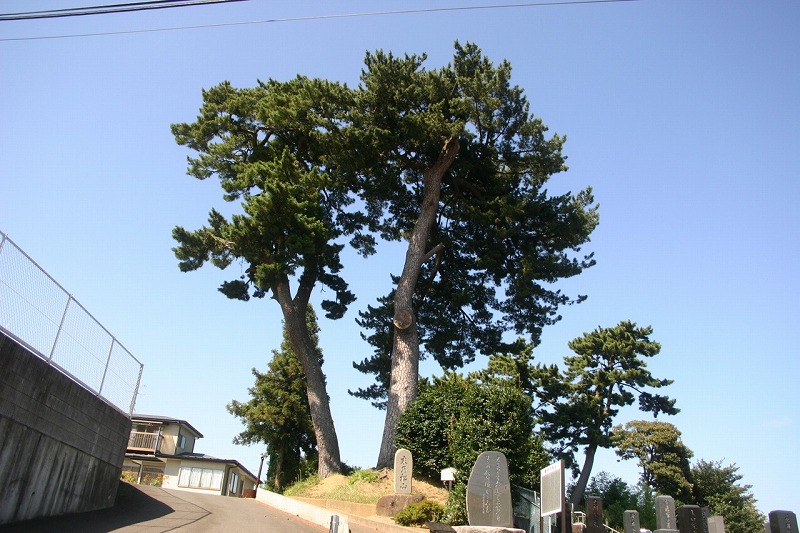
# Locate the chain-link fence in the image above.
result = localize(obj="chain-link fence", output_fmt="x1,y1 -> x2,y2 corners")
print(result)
0,231 -> 143,415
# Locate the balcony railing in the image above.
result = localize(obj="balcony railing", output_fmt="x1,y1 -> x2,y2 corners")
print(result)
128,431 -> 158,451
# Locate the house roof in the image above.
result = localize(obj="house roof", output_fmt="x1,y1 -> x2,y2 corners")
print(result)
131,414 -> 204,438
124,452 -> 259,483
169,452 -> 259,482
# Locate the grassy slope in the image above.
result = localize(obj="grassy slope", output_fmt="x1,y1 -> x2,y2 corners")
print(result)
283,468 -> 449,505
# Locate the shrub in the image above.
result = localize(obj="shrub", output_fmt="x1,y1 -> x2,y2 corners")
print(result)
394,500 -> 445,527
396,372 -> 548,489
442,481 -> 468,525
141,473 -> 163,487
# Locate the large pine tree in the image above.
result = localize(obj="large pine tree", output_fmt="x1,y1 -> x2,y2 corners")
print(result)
343,42 -> 599,467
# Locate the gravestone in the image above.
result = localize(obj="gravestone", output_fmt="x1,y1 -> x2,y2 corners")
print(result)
655,495 -> 679,533
769,510 -> 799,533
623,510 -> 641,533
585,496 -> 604,533
466,451 -> 513,527
394,448 -> 413,494
701,508 -> 711,533
706,515 -> 725,533
677,505 -> 704,533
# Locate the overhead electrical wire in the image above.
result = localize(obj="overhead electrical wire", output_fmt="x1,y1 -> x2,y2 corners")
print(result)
0,0 -> 640,42
1,0 -> 255,21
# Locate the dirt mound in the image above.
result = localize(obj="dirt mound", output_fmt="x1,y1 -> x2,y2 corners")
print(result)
295,469 -> 449,505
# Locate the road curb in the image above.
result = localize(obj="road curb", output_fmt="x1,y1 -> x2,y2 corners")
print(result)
254,490 -> 420,533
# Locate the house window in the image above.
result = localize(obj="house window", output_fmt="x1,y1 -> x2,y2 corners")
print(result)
178,466 -> 223,490
178,434 -> 186,450
229,471 -> 240,495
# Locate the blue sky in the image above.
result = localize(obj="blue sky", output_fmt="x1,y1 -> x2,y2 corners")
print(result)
2,0 -> 798,517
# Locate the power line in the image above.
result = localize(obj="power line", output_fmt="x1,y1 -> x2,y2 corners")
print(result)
0,0 -> 640,42
0,0 -> 254,21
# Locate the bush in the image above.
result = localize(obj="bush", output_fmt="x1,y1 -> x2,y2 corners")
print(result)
396,372 -> 548,489
394,500 -> 445,526
442,481 -> 468,525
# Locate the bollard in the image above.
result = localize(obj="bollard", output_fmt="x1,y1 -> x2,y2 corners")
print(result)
329,514 -> 340,533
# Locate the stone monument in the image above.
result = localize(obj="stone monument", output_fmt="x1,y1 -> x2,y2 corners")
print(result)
700,508 -> 711,533
655,495 -> 679,533
376,448 -> 422,517
769,510 -> 799,533
585,496 -> 604,533
706,515 -> 725,533
623,510 -> 641,533
466,451 -> 514,528
677,505 -> 704,533
394,448 -> 412,494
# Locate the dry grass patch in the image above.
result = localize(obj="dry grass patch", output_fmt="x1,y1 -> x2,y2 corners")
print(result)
285,468 -> 448,505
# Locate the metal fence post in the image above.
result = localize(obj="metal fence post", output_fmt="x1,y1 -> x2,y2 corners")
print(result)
129,362 -> 144,415
49,295 -> 73,363
98,337 -> 116,398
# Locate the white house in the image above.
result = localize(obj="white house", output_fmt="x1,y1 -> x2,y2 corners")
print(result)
122,414 -> 258,497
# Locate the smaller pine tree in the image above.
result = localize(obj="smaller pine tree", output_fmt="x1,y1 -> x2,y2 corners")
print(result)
227,306 -> 323,491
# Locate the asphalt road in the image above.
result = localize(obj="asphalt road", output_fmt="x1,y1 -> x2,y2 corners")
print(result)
0,483 -> 382,533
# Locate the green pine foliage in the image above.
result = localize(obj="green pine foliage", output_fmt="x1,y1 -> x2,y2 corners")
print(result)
349,42 -> 599,407
611,420 -> 695,504
531,321 -> 679,505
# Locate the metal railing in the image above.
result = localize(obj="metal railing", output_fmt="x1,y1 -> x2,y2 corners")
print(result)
0,231 -> 143,415
128,431 -> 159,450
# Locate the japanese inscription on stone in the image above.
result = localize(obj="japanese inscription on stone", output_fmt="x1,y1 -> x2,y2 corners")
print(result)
677,505 -> 703,533
624,510 -> 641,533
466,451 -> 513,527
656,495 -> 679,532
586,496 -> 604,533
394,448 -> 412,494
769,511 -> 799,533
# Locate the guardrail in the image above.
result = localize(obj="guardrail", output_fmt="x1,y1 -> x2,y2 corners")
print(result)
0,231 -> 143,415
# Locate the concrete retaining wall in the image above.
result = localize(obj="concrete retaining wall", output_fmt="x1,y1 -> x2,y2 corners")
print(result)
293,496 -> 377,517
0,331 -> 132,525
255,490 -> 350,532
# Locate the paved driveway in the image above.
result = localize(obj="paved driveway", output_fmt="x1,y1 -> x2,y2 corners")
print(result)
0,483 -> 379,532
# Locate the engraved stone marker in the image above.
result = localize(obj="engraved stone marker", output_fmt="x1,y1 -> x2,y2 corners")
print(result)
677,505 -> 704,533
655,495 -> 679,533
624,510 -> 641,533
394,448 -> 413,494
466,451 -> 513,527
701,508 -> 711,533
707,515 -> 726,533
586,496 -> 604,533
769,510 -> 799,533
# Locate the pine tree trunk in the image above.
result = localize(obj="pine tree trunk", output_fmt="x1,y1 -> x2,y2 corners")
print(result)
273,447 -> 284,491
570,442 -> 598,507
376,138 -> 460,468
275,282 -> 342,479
